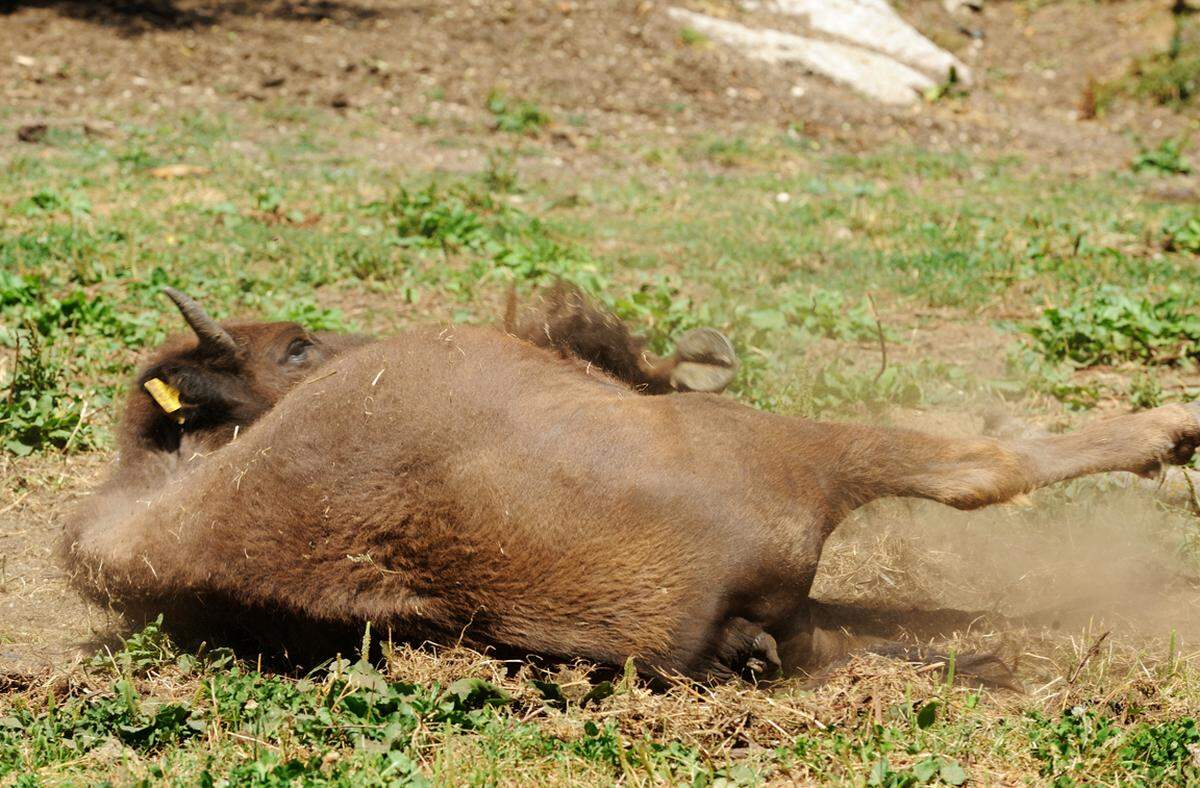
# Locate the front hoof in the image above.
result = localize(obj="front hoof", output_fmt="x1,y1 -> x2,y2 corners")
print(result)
670,328 -> 738,393
743,631 -> 782,681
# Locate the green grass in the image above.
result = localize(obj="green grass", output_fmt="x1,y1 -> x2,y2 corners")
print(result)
6,620 -> 1199,785
8,102 -> 1200,783
8,111 -> 1200,440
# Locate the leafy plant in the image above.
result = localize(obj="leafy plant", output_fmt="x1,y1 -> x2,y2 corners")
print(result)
1163,212 -> 1200,253
1029,708 -> 1121,780
486,91 -> 550,135
0,330 -> 92,456
746,287 -> 885,343
1128,370 -> 1164,410
1029,709 -> 1200,784
386,184 -> 608,301
810,362 -> 924,413
268,298 -> 348,332
89,616 -> 182,677
15,188 -> 92,217
1133,136 -> 1193,175
1117,717 -> 1200,782
868,755 -> 967,786
1027,287 -> 1200,367
609,277 -> 708,353
1005,345 -> 1104,409
390,186 -> 491,250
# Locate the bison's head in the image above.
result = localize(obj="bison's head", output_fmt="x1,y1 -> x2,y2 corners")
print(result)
118,288 -> 367,467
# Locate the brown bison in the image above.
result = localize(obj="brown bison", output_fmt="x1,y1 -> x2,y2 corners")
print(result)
64,285 -> 1200,681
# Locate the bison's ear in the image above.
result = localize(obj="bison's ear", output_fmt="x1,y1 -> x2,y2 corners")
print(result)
163,287 -> 238,356
134,356 -> 268,443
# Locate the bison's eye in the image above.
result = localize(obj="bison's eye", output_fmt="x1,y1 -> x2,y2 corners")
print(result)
285,338 -> 313,364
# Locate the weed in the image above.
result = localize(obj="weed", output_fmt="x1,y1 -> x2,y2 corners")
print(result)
0,330 -> 93,456
267,299 -> 349,332
868,755 -> 967,786
486,91 -> 550,135
483,148 -> 521,194
1128,370 -> 1164,410
609,277 -> 708,353
1029,707 -> 1121,780
746,287 -> 886,343
1133,137 -> 1193,175
809,361 -> 925,413
1028,709 -> 1200,784
1027,286 -> 1200,367
386,184 -> 607,301
698,135 -> 751,166
15,188 -> 92,217
390,186 -> 491,250
1163,211 -> 1200,253
1005,346 -> 1104,409
1117,717 -> 1200,783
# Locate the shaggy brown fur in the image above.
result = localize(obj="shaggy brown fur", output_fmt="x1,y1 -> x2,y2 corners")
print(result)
63,289 -> 1200,681
504,281 -> 738,394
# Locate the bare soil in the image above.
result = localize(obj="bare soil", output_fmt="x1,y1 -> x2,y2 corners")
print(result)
0,0 -> 1193,170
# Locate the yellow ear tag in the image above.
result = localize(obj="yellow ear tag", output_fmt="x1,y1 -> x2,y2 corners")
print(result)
144,378 -> 185,424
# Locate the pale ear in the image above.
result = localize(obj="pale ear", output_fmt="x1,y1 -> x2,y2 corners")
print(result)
668,328 -> 739,393
162,287 -> 238,355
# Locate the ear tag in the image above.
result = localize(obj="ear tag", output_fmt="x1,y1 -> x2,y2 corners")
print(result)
144,378 -> 185,424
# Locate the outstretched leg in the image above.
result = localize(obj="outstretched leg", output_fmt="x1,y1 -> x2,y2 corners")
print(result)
504,281 -> 738,394
820,403 -> 1200,512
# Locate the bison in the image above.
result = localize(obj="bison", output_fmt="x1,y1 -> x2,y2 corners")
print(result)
63,285 -> 1200,682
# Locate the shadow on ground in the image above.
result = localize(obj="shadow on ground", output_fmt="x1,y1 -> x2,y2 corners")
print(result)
0,0 -> 379,33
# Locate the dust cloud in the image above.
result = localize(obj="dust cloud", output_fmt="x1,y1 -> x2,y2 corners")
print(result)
811,462 -> 1200,667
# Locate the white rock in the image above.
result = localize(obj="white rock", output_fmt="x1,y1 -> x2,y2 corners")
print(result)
769,0 -> 971,84
667,7 -> 935,105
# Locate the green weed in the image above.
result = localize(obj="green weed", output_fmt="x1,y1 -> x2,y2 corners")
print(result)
745,287 -> 885,343
1133,137 -> 1193,175
0,329 -> 93,456
486,91 -> 551,135
1027,286 -> 1200,367
1163,211 -> 1200,253
1028,709 -> 1200,784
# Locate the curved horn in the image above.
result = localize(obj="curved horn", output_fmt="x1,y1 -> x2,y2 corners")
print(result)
162,287 -> 238,355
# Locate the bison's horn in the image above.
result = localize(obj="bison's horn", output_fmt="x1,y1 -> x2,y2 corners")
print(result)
162,287 -> 238,355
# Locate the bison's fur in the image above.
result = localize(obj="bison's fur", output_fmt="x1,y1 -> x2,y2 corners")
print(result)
63,286 -> 1200,681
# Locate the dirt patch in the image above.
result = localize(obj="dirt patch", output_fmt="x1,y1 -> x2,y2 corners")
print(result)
0,0 -> 1194,172
0,454 -> 110,674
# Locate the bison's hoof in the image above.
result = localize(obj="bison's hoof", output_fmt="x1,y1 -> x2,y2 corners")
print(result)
1166,402 -> 1200,465
670,328 -> 738,393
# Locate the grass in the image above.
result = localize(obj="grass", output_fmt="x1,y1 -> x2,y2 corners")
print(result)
6,619 -> 1200,784
7,97 -> 1200,783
